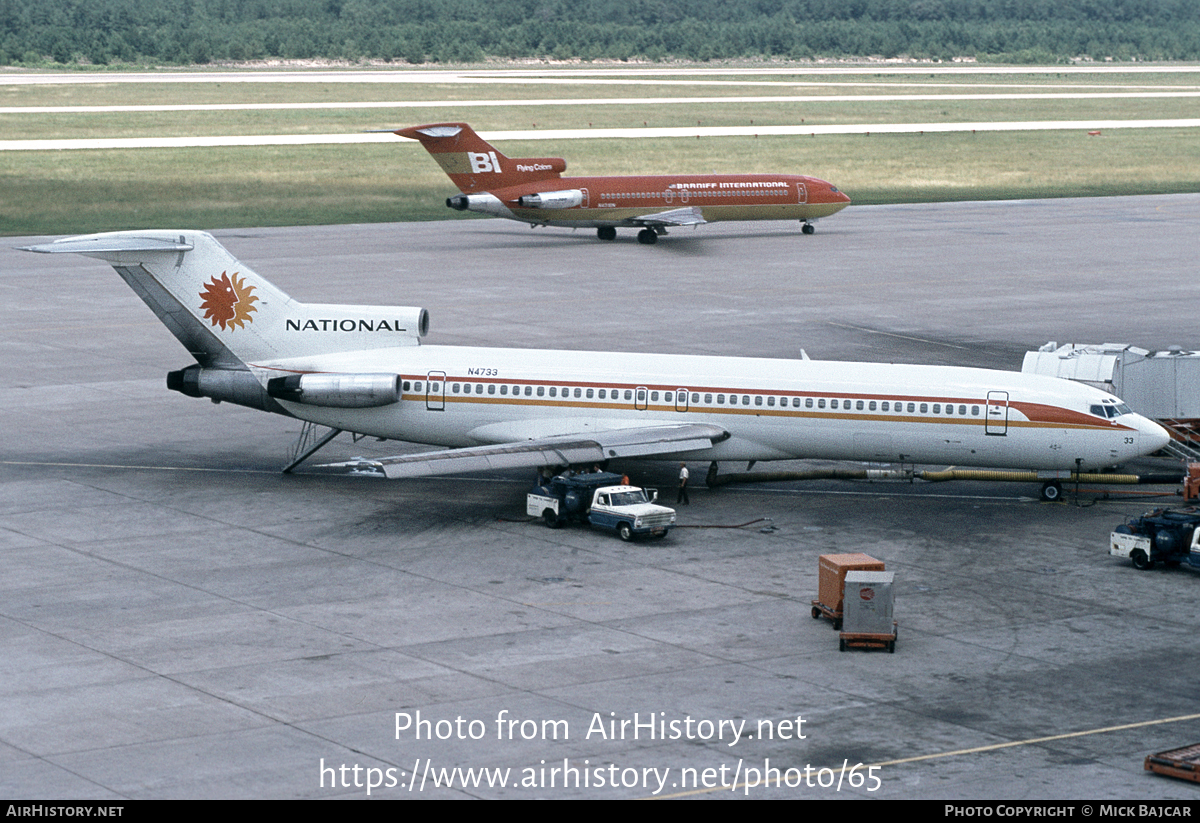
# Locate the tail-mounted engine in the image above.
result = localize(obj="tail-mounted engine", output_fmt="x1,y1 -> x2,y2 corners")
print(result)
266,373 -> 403,408
516,190 -> 584,209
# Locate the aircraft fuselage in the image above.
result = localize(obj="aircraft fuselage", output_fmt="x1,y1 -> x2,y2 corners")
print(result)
257,345 -> 1161,472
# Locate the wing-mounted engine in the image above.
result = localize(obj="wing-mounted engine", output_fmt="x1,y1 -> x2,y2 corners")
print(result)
266,373 -> 403,408
516,189 -> 584,209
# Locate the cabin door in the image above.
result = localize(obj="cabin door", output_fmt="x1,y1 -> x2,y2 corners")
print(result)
634,386 -> 649,411
675,389 -> 690,412
426,371 -> 445,411
985,391 -> 1009,435
796,182 -> 808,204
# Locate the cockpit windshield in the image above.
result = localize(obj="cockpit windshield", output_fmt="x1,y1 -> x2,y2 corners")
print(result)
1090,402 -> 1133,419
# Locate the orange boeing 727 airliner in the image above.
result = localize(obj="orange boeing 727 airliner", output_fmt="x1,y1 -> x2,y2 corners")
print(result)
397,123 -> 851,244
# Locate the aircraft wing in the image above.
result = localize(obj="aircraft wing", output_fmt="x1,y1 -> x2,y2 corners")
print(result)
328,423 -> 729,479
626,207 -> 707,228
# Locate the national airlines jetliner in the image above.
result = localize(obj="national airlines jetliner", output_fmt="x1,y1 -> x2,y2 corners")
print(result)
397,123 -> 851,244
24,231 -> 1169,496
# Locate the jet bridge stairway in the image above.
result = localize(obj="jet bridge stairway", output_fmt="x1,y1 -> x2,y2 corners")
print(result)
1159,419 -> 1200,463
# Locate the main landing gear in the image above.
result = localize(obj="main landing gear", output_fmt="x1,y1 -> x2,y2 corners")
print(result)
801,221 -> 816,235
596,226 -> 616,241
637,227 -> 667,245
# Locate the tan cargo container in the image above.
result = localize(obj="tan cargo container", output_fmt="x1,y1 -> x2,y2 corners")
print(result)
811,553 -> 885,629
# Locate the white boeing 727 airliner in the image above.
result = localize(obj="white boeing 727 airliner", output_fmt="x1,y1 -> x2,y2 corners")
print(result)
23,231 -> 1169,497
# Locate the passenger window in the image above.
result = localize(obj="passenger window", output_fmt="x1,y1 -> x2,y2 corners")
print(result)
717,394 -> 725,404
574,388 -> 582,398
831,399 -> 839,410
651,391 -> 659,401
869,401 -> 876,411
500,385 -> 508,395
586,388 -> 593,399
414,382 -> 423,392
705,394 -> 713,404
818,399 -> 826,409
920,403 -> 928,413
907,403 -> 915,413
625,390 -> 633,400
525,386 -> 532,396
881,401 -> 889,411
598,389 -> 606,399
857,400 -> 864,411
488,385 -> 495,395
692,393 -> 700,403
549,387 -> 557,397
959,405 -> 967,415
537,386 -> 545,396
452,383 -> 461,393
933,404 -> 941,413
742,396 -> 750,405
403,381 -> 411,391
755,396 -> 763,406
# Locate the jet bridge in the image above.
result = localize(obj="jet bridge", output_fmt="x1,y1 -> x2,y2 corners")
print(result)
1023,342 -> 1200,459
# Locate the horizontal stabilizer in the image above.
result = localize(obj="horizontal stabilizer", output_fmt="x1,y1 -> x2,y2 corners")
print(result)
21,234 -> 193,256
628,207 -> 707,228
328,423 -> 729,479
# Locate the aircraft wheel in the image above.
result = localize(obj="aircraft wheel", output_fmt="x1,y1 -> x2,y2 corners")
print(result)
801,222 -> 815,235
617,522 -> 634,541
1131,549 -> 1155,571
637,228 -> 658,245
597,226 -> 616,241
1040,481 -> 1062,502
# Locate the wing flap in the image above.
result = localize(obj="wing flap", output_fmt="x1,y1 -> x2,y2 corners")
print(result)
628,207 -> 707,228
330,423 -> 729,479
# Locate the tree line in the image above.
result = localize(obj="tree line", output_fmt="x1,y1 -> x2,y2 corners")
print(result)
3,0 -> 1199,66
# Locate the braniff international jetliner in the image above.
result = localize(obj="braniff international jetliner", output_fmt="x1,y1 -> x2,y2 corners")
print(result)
397,123 -> 851,244
24,231 -> 1169,495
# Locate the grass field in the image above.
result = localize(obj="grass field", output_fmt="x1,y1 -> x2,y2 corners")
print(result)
1,65 -> 1197,235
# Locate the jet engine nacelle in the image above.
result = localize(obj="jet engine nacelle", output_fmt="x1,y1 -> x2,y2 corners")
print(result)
167,365 -> 284,413
445,193 -> 513,218
516,190 -> 584,210
266,373 -> 403,408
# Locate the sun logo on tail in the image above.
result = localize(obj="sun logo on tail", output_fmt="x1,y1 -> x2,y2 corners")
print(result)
199,271 -> 258,330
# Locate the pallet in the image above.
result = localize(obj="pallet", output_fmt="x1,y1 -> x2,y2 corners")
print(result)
1145,742 -> 1200,783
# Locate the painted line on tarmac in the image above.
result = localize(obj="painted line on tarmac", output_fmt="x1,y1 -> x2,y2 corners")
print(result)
657,711 -> 1200,798
4,118 -> 1200,151
6,90 -> 1200,113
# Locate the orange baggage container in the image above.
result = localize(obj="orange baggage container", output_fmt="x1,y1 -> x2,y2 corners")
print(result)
812,553 -> 885,629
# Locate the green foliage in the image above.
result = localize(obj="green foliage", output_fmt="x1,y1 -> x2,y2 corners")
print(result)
2,0 -> 1200,64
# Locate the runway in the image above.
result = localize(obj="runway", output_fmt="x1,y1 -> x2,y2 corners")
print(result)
3,195 -> 1200,798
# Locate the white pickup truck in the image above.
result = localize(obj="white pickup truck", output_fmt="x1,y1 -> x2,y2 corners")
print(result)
527,471 -> 676,541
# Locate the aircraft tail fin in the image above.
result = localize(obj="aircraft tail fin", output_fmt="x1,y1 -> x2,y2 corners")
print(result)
21,231 -> 429,368
397,123 -> 566,193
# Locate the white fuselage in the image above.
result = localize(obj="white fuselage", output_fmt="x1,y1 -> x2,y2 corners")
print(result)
258,345 -> 1168,472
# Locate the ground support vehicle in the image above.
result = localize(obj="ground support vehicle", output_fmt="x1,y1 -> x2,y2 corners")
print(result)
811,553 -> 885,630
1145,743 -> 1200,783
527,472 -> 675,541
1110,507 -> 1200,571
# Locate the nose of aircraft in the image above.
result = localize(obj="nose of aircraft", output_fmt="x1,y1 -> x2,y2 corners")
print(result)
1135,415 -> 1171,455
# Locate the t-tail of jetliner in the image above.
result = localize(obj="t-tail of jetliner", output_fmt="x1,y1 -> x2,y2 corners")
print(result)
22,231 -> 1170,495
397,122 -> 851,244
396,123 -> 567,194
